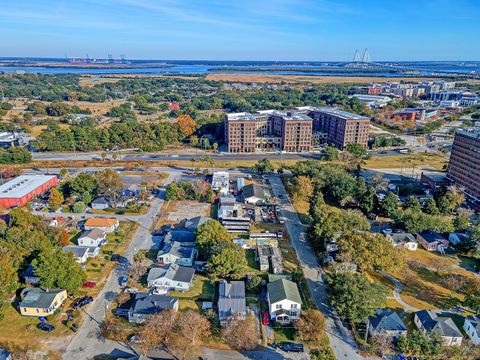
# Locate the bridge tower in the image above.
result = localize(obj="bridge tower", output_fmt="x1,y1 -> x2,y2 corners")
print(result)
353,49 -> 361,62
362,48 -> 371,63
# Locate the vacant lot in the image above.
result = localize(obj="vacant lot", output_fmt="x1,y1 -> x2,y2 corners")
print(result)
157,200 -> 211,227
364,153 -> 448,170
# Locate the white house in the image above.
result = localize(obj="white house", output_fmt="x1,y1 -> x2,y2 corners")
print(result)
464,315 -> 480,345
147,264 -> 195,294
90,196 -> 109,210
78,228 -> 106,247
62,245 -> 99,264
84,218 -> 119,233
212,172 -> 229,195
386,233 -> 418,251
266,278 -> 302,324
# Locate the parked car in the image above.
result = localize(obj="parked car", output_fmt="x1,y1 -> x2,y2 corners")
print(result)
125,287 -> 138,293
119,275 -> 129,287
279,342 -> 304,353
72,296 -> 93,309
70,324 -> 78,332
82,281 -> 96,288
152,229 -> 164,236
262,312 -> 269,325
111,254 -> 120,261
115,210 -> 125,215
37,322 -> 55,332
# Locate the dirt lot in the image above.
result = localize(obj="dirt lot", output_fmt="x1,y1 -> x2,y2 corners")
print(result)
206,73 -> 435,84
162,200 -> 211,224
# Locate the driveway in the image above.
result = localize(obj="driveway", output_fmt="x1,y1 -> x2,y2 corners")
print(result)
268,174 -> 364,360
61,172 -> 177,359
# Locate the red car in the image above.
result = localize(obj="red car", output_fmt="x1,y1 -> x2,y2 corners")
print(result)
262,312 -> 270,325
82,281 -> 96,288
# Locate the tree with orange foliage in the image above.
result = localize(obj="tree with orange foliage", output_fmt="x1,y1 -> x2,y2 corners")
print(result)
176,115 -> 196,137
59,229 -> 71,246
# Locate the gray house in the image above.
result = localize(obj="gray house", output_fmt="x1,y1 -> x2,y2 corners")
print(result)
242,184 -> 266,204
414,310 -> 463,346
218,280 -> 247,326
368,308 -> 407,339
91,196 -> 109,210
127,292 -> 179,324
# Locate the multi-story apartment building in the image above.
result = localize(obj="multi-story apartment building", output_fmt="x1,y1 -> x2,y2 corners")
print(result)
447,127 -> 480,201
224,112 -> 258,153
225,106 -> 369,152
225,110 -> 312,153
303,107 -> 370,149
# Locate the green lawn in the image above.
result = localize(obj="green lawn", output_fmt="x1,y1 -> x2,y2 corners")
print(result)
273,325 -> 296,342
169,275 -> 215,312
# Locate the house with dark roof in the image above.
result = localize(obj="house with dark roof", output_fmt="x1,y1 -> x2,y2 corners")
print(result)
242,184 -> 266,205
157,230 -> 197,267
386,233 -> 418,251
464,315 -> 480,345
19,288 -> 67,317
218,280 -> 247,326
368,308 -> 407,339
267,278 -> 302,324
414,310 -> 463,346
127,292 -> 178,324
416,231 -> 449,252
147,264 -> 195,294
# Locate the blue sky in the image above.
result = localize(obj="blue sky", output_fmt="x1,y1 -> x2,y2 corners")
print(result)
1,0 -> 479,61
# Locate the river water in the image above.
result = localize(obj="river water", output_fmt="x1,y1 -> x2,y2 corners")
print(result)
0,60 -> 479,76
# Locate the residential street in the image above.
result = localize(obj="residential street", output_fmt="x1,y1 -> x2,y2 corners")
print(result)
61,172 -> 177,359
268,174 -> 364,360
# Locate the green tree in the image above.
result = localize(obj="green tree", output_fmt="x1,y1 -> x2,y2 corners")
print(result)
71,201 -> 86,213
424,197 -> 440,215
435,186 -> 465,214
33,246 -> 85,294
195,219 -> 231,257
323,144 -> 339,161
327,273 -> 387,324
206,242 -> 247,280
48,188 -> 64,210
453,209 -> 472,232
337,232 -> 404,273
345,143 -> 367,158
254,158 -> 274,173
95,168 -> 123,206
69,173 -> 97,197
404,196 -> 421,211
381,192 -> 400,218
396,331 -> 442,358
356,177 -> 376,214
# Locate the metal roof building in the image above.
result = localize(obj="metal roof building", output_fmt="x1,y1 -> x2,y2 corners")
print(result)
0,175 -> 58,209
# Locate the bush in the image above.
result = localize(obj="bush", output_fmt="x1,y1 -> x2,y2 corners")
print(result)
310,348 -> 336,360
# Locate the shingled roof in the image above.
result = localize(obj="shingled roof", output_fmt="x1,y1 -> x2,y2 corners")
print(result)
267,278 -> 302,305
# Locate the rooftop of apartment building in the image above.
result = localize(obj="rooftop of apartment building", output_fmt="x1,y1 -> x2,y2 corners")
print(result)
295,106 -> 370,121
456,126 -> 480,140
226,109 -> 312,121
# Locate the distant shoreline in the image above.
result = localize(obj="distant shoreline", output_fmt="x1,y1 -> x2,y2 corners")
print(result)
0,62 -> 174,69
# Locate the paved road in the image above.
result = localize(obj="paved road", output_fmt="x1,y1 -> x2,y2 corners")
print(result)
32,151 -> 322,162
61,172 -> 177,360
268,174 -> 364,360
